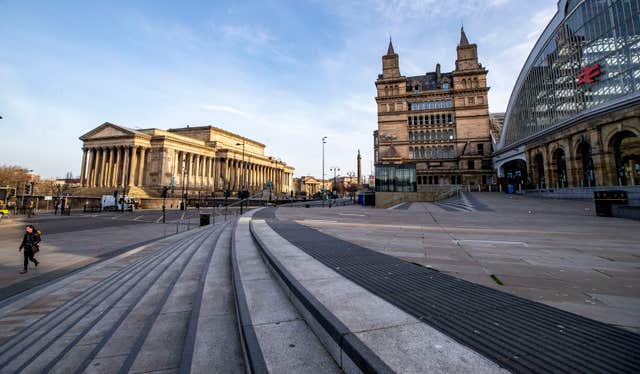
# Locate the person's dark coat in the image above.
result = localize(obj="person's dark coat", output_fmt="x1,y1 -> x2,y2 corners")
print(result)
19,231 -> 41,253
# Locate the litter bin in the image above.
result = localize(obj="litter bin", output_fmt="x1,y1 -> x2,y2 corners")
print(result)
594,190 -> 628,217
507,184 -> 515,194
199,213 -> 211,226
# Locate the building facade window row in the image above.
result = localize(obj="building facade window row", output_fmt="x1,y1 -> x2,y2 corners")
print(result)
409,145 -> 456,160
417,175 -> 464,185
408,113 -> 455,126
409,129 -> 455,142
409,99 -> 453,111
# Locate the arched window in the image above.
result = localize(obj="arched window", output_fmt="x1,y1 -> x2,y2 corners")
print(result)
431,147 -> 437,158
474,78 -> 479,88
426,147 -> 431,159
420,131 -> 425,141
462,79 -> 467,88
437,130 -> 442,140
425,131 -> 430,141
409,132 -> 413,142
449,146 -> 455,158
420,147 -> 426,159
431,130 -> 436,140
384,87 -> 389,96
409,147 -> 413,159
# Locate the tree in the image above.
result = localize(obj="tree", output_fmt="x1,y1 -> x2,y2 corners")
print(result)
0,165 -> 32,187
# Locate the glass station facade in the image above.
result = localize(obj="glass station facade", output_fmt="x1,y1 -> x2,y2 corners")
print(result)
503,0 -> 640,147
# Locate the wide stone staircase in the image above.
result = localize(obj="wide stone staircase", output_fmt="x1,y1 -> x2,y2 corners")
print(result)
1,207 -> 638,373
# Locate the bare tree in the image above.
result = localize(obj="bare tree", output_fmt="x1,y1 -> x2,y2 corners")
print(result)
0,165 -> 32,186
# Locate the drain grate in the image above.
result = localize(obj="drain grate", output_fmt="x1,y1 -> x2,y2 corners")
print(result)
254,208 -> 640,373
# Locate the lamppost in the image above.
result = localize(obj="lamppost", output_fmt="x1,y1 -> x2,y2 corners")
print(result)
329,167 -> 340,207
322,136 -> 327,207
236,142 -> 245,213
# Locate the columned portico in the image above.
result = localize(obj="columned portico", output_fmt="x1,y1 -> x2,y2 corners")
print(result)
80,122 -> 294,198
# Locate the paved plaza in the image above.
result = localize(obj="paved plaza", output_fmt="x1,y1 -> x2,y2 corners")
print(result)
277,192 -> 640,333
0,195 -> 638,373
0,208 -> 234,300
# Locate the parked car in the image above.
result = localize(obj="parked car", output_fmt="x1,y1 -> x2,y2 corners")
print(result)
0,208 -> 9,218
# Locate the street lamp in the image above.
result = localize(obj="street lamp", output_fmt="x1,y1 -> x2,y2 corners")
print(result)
329,167 -> 340,207
322,136 -> 327,207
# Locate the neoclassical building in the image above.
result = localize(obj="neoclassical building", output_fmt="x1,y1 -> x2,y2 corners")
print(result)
292,176 -> 332,197
78,123 -> 294,198
373,29 -> 495,192
494,0 -> 640,189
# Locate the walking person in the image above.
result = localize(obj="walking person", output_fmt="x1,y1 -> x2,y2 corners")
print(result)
18,225 -> 40,274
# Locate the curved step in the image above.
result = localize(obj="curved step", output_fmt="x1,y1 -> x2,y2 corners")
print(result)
231,211 -> 341,373
249,210 -> 504,373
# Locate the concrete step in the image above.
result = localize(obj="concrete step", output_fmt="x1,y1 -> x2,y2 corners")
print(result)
0,229 -> 206,372
187,223 -> 245,373
231,211 -> 341,373
0,222 -> 245,374
248,208 -> 504,373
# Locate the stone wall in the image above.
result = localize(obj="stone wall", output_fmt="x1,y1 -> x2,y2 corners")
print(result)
375,189 -> 455,208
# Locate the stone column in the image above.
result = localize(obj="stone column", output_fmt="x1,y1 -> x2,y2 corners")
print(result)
94,148 -> 103,188
213,157 -> 218,190
87,148 -> 95,187
137,147 -> 147,187
113,146 -> 121,187
128,146 -> 138,187
106,147 -> 114,187
121,146 -> 129,188
187,153 -> 193,191
231,159 -> 236,191
203,157 -> 209,187
98,147 -> 105,187
80,147 -> 88,187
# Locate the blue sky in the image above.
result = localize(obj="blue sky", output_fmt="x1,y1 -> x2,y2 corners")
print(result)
0,0 -> 557,179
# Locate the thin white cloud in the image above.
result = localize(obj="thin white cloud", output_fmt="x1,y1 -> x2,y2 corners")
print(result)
201,104 -> 252,119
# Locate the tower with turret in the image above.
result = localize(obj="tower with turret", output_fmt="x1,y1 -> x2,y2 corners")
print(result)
373,28 -> 494,193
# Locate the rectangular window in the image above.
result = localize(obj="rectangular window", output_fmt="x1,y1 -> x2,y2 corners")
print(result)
477,143 -> 484,156
467,160 -> 475,170
448,114 -> 452,123
468,97 -> 475,105
436,114 -> 441,124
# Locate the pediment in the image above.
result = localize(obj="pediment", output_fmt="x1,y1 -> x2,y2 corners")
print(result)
79,122 -> 148,141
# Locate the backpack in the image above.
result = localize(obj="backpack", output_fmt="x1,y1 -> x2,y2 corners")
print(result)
33,230 -> 42,253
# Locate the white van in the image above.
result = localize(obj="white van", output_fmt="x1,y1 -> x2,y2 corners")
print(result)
101,195 -> 136,211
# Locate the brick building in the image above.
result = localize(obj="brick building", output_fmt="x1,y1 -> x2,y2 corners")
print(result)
373,28 -> 494,192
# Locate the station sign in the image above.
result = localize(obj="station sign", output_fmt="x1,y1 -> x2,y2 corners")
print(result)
576,63 -> 601,85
